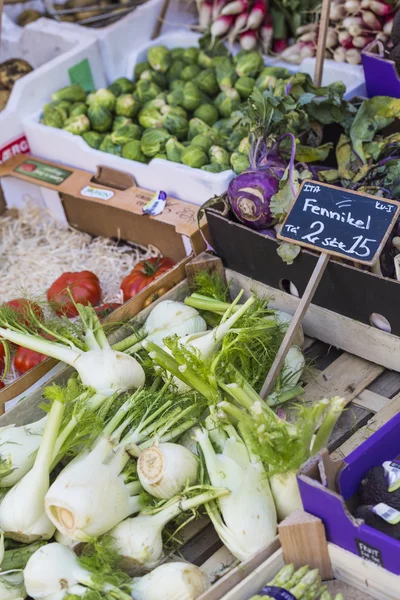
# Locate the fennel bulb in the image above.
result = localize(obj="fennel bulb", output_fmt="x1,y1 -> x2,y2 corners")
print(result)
24,543 -> 131,600
130,561 -> 210,600
267,346 -> 305,407
195,427 -> 277,561
269,470 -> 303,521
138,442 -> 198,499
0,570 -> 26,600
0,418 -> 47,488
275,311 -> 304,348
110,488 -> 229,571
0,395 -> 65,542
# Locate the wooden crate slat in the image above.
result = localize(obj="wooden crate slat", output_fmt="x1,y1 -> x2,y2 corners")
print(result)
352,389 -> 390,413
301,353 -> 383,405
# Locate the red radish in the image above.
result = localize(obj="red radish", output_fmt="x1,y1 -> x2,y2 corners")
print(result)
298,31 -> 317,43
221,0 -> 249,16
339,30 -> 354,48
383,17 -> 394,34
352,34 -> 374,47
346,48 -> 362,63
344,0 -> 361,14
212,0 -> 227,20
330,2 -> 346,20
327,28 -> 339,48
296,23 -> 318,35
211,14 -> 234,37
343,16 -> 363,29
247,0 -> 266,30
199,0 -> 213,27
240,29 -> 258,49
333,46 -> 347,61
367,0 -> 393,16
274,38 -> 289,53
228,12 -> 248,45
261,15 -> 273,52
299,42 -> 315,59
362,10 -> 383,29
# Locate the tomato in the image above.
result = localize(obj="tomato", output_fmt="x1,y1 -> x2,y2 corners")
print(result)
47,271 -> 102,317
14,346 -> 47,375
94,303 -> 122,319
0,381 -> 4,390
143,286 -> 172,309
5,299 -> 43,326
120,257 -> 175,302
0,343 -> 4,367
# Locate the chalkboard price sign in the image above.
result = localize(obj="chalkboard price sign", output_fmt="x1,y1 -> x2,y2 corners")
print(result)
277,181 -> 400,265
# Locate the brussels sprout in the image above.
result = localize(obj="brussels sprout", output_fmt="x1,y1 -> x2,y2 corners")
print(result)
226,128 -> 248,152
113,77 -> 135,94
182,47 -> 199,65
197,50 -> 213,69
182,82 -> 202,112
167,88 -> 184,107
201,163 -> 230,173
191,134 -> 213,153
82,131 -> 105,149
215,88 -> 241,118
87,88 -> 116,111
122,140 -> 147,162
112,116 -> 133,131
138,107 -> 163,129
230,151 -> 250,174
134,61 -> 150,79
99,135 -> 122,156
88,105 -> 113,133
165,137 -> 185,163
147,46 -> 171,73
181,145 -> 208,169
68,102 -> 88,117
194,104 -> 219,127
154,153 -> 167,159
235,76 -> 256,99
111,124 -> 142,145
161,105 -> 187,118
108,83 -> 122,96
140,69 -> 167,89
115,94 -> 140,119
215,58 -> 237,91
141,127 -> 171,157
181,65 -> 201,81
51,84 -> 86,103
44,100 -> 70,120
167,60 -> 186,84
188,117 -> 211,140
235,51 -> 264,78
63,114 -> 91,135
170,79 -> 185,91
170,47 -> 184,60
136,79 -> 161,104
212,118 -> 233,136
194,69 -> 219,97
209,144 -> 230,165
256,67 -> 290,90
43,106 -> 65,128
162,113 -> 188,140
144,97 -> 167,111
238,136 -> 251,154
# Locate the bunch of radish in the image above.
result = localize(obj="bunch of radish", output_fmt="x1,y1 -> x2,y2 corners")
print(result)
279,0 -> 397,65
197,0 -> 276,51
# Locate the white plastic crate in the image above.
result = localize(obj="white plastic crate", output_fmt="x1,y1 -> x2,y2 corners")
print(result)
3,0 -> 163,83
0,17 -> 106,164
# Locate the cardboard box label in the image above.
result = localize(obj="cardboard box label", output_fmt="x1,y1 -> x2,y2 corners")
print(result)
0,136 -> 30,164
68,59 -> 95,92
14,160 -> 73,185
80,185 -> 115,201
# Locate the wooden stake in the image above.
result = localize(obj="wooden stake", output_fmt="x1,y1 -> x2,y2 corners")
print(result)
314,0 -> 331,86
278,509 -> 333,580
260,252 -> 330,399
152,0 -> 171,39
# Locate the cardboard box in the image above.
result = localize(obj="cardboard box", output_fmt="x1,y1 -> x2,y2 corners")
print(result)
298,414 -> 400,576
0,154 -> 204,412
205,203 -> 400,337
362,41 -> 400,99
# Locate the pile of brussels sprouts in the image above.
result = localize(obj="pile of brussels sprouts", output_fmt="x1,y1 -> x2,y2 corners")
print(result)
41,44 -> 288,174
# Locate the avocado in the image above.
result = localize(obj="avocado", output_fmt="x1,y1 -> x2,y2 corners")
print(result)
355,505 -> 400,540
358,465 -> 400,510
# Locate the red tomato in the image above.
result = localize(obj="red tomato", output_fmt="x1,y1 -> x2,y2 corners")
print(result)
47,271 -> 102,317
0,343 -> 4,367
19,163 -> 37,173
0,381 -> 4,389
5,299 -> 43,326
14,346 -> 47,375
94,303 -> 122,319
120,257 -> 175,302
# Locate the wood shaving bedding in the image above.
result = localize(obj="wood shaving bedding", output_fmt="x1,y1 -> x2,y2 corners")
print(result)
0,201 -> 160,306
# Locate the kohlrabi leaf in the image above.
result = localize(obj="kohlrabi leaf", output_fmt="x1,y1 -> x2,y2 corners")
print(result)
350,97 -> 400,162
277,242 -> 301,265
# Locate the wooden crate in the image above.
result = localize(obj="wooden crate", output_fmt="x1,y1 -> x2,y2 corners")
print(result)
4,264 -> 400,598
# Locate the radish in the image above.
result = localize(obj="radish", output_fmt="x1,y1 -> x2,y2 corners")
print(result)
228,12 -> 248,45
383,17 -> 393,34
212,0 -> 227,20
326,28 -> 339,48
343,16 -> 363,29
362,10 -> 383,29
240,29 -> 258,49
344,0 -> 361,14
366,0 -> 393,16
274,38 -> 289,53
298,31 -> 317,43
339,30 -> 354,49
279,43 -> 301,63
299,42 -> 315,59
247,0 -> 266,30
211,14 -> 234,37
296,23 -> 318,35
333,46 -> 347,61
352,34 -> 374,47
221,0 -> 249,15
330,2 -> 346,21
261,15 -> 273,52
199,0 -> 212,28
346,48 -> 362,63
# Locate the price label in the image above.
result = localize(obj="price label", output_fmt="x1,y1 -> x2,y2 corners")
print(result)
277,181 -> 400,265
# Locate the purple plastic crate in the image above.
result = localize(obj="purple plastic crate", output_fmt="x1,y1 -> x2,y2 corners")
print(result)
298,412 -> 400,574
362,40 -> 400,98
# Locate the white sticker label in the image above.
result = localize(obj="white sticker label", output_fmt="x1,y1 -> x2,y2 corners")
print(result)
80,186 -> 114,201
372,503 -> 400,524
